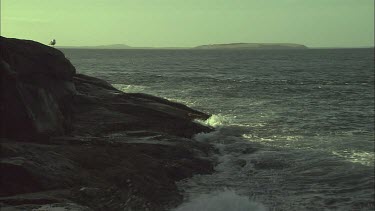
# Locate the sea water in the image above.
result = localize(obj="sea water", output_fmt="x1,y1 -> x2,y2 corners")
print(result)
62,48 -> 374,210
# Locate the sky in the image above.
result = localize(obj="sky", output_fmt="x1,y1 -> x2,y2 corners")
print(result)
1,0 -> 374,48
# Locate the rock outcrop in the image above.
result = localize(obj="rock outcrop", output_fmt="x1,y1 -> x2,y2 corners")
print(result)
1,37 -> 76,139
0,37 -> 214,211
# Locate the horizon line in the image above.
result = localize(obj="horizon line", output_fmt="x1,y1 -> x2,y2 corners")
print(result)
57,45 -> 374,50
3,37 -> 373,49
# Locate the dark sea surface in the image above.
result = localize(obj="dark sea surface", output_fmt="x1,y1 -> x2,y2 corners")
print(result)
61,48 -> 374,210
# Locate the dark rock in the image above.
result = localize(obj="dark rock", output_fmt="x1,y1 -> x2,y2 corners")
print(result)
0,157 -> 42,196
0,139 -> 214,210
0,37 -> 215,211
0,37 -> 75,79
1,36 -> 76,139
0,202 -> 93,211
71,73 -> 212,138
1,36 -> 212,139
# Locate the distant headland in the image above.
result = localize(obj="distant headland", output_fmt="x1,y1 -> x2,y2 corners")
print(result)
61,44 -> 132,49
194,43 -> 308,49
59,43 -> 308,50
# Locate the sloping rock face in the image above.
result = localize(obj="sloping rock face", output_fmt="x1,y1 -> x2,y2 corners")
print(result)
0,37 -> 214,211
1,37 -> 76,138
71,73 -> 211,138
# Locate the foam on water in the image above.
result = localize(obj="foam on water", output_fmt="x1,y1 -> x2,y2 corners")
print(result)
112,83 -> 147,93
195,114 -> 233,127
176,116 -> 375,210
242,132 -> 375,167
172,190 -> 267,211
331,150 -> 375,166
62,48 -> 374,210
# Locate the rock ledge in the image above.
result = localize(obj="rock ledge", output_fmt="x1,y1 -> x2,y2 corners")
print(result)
0,37 -> 214,211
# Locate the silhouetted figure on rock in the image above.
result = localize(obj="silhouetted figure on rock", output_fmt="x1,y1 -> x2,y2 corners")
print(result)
49,39 -> 56,46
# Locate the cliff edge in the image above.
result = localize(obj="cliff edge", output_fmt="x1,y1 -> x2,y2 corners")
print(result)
0,37 -> 214,211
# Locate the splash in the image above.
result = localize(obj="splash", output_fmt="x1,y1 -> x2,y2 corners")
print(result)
197,114 -> 234,127
172,190 -> 267,211
112,83 -> 147,93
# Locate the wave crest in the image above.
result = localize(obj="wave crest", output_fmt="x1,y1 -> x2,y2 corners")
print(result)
112,83 -> 147,93
197,114 -> 234,127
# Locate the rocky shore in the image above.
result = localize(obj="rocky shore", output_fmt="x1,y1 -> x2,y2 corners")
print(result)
0,37 -> 215,211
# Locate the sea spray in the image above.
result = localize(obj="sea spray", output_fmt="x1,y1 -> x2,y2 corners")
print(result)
63,48 -> 375,210
194,114 -> 234,128
112,83 -> 147,93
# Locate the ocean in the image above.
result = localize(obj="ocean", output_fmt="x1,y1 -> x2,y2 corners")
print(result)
61,48 -> 374,210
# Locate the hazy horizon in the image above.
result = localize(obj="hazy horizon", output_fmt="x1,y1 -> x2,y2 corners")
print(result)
55,43 -> 374,49
1,0 -> 374,48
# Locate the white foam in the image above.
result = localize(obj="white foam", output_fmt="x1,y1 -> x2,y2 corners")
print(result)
243,133 -> 375,166
332,150 -> 375,166
197,114 -> 234,127
112,83 -> 147,93
194,125 -> 248,146
171,190 -> 267,211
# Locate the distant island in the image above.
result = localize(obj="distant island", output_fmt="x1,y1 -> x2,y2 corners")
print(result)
88,44 -> 132,49
60,44 -> 188,49
59,43 -> 308,49
194,43 -> 308,49
61,44 -> 132,49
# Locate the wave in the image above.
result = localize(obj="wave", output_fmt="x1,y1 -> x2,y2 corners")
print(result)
198,114 -> 233,127
332,150 -> 374,166
195,114 -> 251,128
182,114 -> 374,210
112,83 -> 147,93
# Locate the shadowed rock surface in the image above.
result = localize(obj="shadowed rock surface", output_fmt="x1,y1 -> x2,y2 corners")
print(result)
0,36 -> 214,211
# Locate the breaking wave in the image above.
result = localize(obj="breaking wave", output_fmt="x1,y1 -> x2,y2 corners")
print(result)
112,83 -> 147,93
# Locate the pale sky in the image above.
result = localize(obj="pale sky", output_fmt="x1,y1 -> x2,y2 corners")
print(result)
1,0 -> 374,47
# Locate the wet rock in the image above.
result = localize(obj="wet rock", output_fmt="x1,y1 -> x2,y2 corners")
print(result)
0,37 -> 215,211
0,157 -> 42,196
1,202 -> 93,211
78,187 -> 100,198
71,73 -> 212,138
